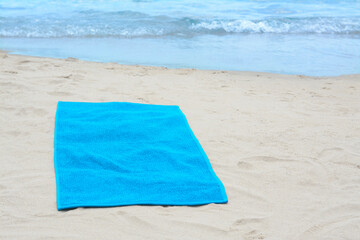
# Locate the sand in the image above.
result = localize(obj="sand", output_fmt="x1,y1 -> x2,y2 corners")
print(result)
1,50 -> 359,239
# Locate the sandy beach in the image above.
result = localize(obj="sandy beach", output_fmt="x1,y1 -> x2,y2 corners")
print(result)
1,50 -> 360,239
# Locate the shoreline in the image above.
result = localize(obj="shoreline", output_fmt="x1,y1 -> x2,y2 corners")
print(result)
1,50 -> 359,79
1,49 -> 360,239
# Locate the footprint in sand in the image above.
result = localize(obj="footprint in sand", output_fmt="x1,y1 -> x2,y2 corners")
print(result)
3,71 -> 18,74
237,161 -> 253,170
18,60 -> 31,64
231,218 -> 265,240
47,91 -> 73,97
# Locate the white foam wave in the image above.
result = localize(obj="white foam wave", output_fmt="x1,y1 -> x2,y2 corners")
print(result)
190,18 -> 360,34
0,15 -> 359,38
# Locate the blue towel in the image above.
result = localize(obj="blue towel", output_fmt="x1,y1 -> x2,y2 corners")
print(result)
54,101 -> 227,210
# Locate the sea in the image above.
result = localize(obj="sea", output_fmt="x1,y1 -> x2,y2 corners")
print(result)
0,0 -> 359,76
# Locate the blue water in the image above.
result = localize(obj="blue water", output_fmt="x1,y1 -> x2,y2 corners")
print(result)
1,0 -> 359,76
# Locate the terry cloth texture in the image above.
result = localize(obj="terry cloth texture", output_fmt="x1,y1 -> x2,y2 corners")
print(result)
54,101 -> 228,210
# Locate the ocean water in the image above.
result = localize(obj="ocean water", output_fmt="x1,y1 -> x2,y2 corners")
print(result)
0,0 -> 359,76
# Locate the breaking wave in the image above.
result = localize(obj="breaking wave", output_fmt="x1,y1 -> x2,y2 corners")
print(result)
0,11 -> 359,38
